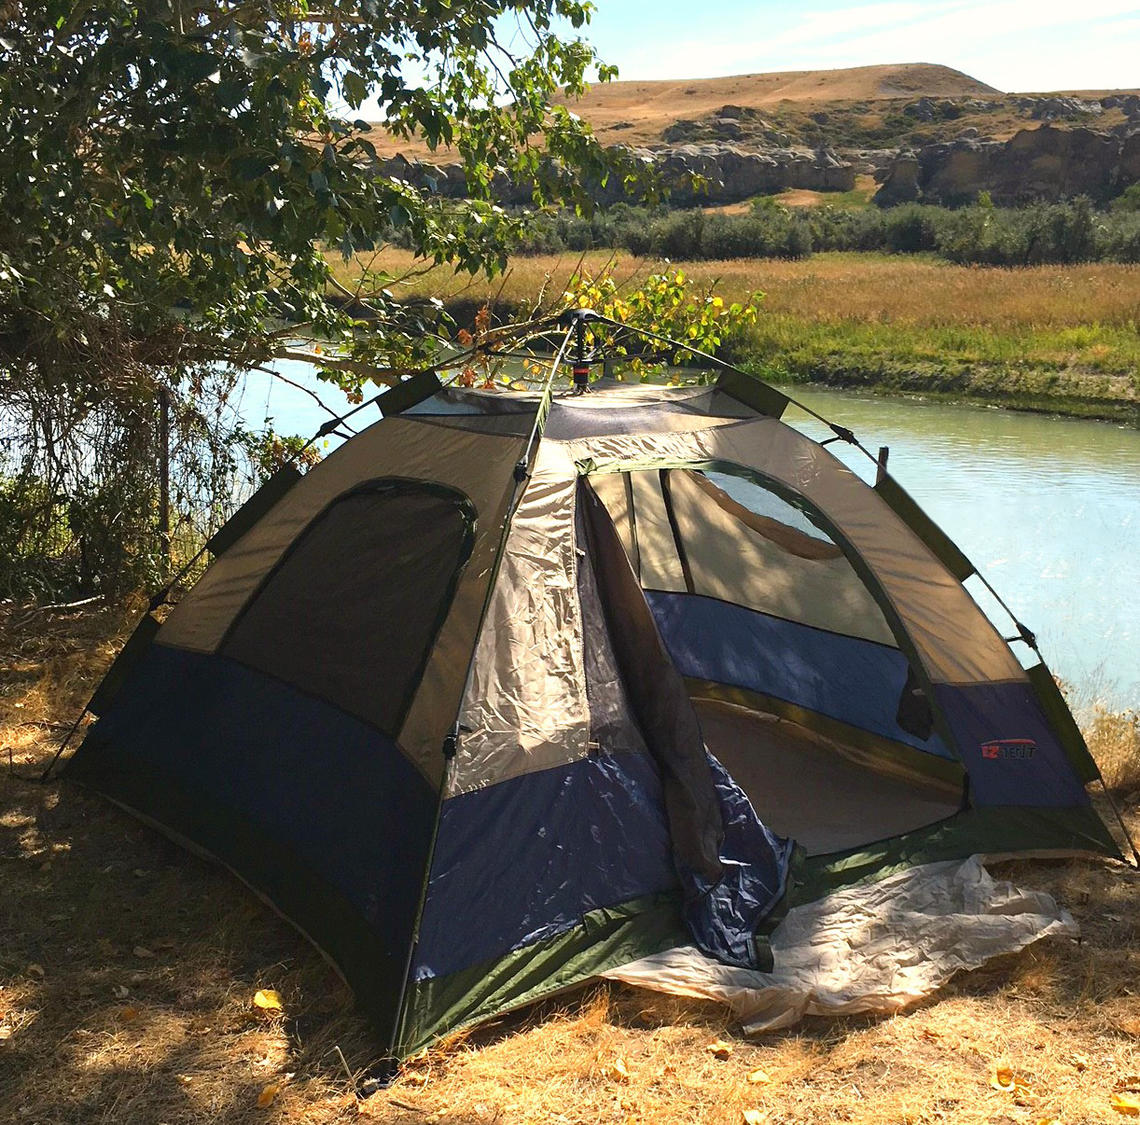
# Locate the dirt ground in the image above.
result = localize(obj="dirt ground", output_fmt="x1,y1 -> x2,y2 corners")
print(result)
2,601 -> 1139,1124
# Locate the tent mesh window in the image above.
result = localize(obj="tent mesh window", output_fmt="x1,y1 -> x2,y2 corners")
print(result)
222,480 -> 475,736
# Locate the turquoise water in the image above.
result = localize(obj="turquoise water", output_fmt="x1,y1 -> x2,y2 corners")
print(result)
242,364 -> 1140,711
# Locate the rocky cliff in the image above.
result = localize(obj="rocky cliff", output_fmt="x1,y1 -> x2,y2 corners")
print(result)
874,124 -> 1140,206
378,141 -> 856,208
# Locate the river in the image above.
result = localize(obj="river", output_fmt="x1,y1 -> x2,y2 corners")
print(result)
242,364 -> 1140,712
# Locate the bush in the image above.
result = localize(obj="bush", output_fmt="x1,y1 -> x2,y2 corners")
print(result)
511,196 -> 1140,265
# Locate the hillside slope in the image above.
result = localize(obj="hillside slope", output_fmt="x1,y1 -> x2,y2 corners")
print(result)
566,62 -> 999,145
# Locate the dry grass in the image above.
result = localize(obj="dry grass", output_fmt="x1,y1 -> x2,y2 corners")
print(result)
1086,707 -> 1140,796
332,249 -> 1140,332
333,250 -> 1140,406
3,605 -> 1139,1124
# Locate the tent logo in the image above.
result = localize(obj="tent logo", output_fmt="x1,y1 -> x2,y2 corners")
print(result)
981,738 -> 1037,761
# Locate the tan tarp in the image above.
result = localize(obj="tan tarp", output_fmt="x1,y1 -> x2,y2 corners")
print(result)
604,856 -> 1077,1032
158,417 -> 524,785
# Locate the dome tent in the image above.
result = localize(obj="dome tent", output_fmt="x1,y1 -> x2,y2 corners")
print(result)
58,317 -> 1123,1061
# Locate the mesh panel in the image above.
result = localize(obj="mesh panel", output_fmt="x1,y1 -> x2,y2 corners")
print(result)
223,481 -> 474,736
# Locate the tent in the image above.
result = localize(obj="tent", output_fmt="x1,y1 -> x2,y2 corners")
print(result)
60,327 -> 1122,1061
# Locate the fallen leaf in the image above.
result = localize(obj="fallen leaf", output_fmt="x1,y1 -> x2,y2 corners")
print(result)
0,1026 -> 12,1041
112,984 -> 130,999
747,1068 -> 771,1084
706,1039 -> 734,1060
603,1057 -> 631,1083
921,1027 -> 942,1041
742,1110 -> 766,1125
257,1083 -> 279,1108
119,1006 -> 139,1022
26,963 -> 44,978
1117,1077 -> 1140,1093
253,989 -> 283,1012
991,1065 -> 1016,1092
176,1075 -> 193,1086
133,946 -> 155,959
1113,1092 -> 1140,1116
1071,1053 -> 1090,1071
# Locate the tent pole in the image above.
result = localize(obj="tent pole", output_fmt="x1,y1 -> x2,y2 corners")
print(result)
385,322 -> 577,1068
1097,778 -> 1140,867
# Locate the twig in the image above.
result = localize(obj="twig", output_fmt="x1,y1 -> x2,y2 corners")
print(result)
333,1044 -> 356,1085
22,595 -> 103,613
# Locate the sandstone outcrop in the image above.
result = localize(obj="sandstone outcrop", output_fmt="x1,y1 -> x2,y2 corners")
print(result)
379,141 -> 856,207
873,125 -> 1140,206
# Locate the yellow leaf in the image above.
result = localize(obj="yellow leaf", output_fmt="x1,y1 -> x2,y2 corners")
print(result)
603,1057 -> 631,1083
119,1006 -> 139,1022
747,1068 -> 771,1085
1113,1092 -> 1140,1116
257,1083 -> 279,1108
742,1110 -> 766,1125
706,1039 -> 733,1060
991,1065 -> 1016,1091
253,989 -> 283,1012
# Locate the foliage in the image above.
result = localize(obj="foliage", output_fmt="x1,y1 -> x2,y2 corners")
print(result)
1110,183 -> 1140,213
0,0 -> 618,392
514,198 -> 1140,265
561,267 -> 763,375
0,0 -> 620,597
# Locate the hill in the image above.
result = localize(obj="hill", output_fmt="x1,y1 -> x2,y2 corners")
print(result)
565,62 -> 999,147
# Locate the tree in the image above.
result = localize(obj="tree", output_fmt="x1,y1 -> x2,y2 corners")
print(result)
0,0 -> 618,595
0,0 -> 616,389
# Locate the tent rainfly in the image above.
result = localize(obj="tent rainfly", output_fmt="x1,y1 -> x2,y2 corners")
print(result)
59,326 -> 1123,1062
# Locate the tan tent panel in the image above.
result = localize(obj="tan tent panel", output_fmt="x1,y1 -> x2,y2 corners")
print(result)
451,442 -> 590,795
629,471 -> 688,593
565,419 -> 1026,686
159,417 -> 525,784
585,472 -> 635,563
665,469 -> 897,646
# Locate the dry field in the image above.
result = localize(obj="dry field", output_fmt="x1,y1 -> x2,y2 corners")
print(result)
2,601 -> 1140,1124
332,249 -> 1140,414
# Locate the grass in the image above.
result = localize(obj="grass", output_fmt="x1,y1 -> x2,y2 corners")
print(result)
331,250 -> 1140,421
2,604 -> 1139,1123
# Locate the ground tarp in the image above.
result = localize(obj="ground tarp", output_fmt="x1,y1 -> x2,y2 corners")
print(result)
602,855 -> 1076,1033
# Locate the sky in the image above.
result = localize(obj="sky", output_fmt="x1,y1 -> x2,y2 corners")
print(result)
574,0 -> 1140,92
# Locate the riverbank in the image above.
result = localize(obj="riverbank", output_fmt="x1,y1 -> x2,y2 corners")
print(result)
328,251 -> 1140,424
